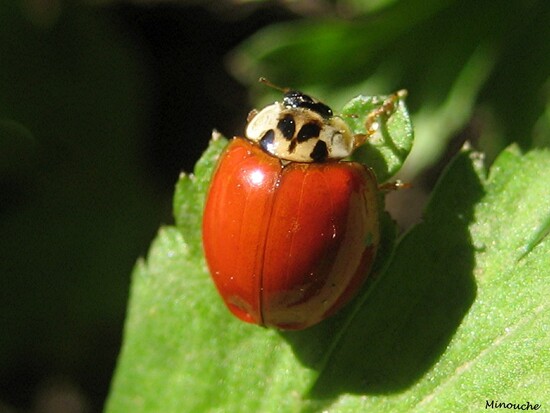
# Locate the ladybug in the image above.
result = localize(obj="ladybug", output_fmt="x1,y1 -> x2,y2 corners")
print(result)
203,80 -> 400,330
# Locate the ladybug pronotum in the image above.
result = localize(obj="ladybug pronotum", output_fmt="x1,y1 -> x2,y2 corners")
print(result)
203,82 -> 401,330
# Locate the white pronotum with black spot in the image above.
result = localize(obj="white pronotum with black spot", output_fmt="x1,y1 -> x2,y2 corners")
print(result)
245,91 -> 356,163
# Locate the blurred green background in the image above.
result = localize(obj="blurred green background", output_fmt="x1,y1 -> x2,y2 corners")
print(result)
0,0 -> 548,412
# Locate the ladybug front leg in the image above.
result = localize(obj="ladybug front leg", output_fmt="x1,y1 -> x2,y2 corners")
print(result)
352,89 -> 408,149
364,89 -> 408,138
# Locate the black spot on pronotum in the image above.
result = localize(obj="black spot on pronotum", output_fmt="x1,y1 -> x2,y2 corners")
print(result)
277,114 -> 295,140
297,122 -> 322,142
259,129 -> 275,152
310,140 -> 328,162
288,139 -> 297,153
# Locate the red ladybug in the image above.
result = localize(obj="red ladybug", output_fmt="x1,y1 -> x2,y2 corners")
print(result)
203,84 -> 397,330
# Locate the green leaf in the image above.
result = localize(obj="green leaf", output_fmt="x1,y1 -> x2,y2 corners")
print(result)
172,131 -> 228,256
107,142 -> 549,412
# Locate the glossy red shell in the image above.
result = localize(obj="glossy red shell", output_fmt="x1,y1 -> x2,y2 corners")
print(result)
202,138 -> 379,330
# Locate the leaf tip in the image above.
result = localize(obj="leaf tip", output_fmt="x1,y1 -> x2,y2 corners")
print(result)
211,129 -> 224,142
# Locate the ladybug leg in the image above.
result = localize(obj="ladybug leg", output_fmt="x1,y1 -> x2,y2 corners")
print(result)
364,89 -> 408,138
378,180 -> 411,192
352,90 -> 408,149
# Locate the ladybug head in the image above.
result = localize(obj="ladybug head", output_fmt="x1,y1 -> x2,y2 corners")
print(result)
282,91 -> 333,119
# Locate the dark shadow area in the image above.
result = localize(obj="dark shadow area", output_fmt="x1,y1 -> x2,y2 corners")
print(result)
113,3 -> 296,191
281,150 -> 484,402
0,3 -> 294,412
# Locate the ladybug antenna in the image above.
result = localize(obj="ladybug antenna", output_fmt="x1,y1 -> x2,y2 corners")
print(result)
258,77 -> 290,93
